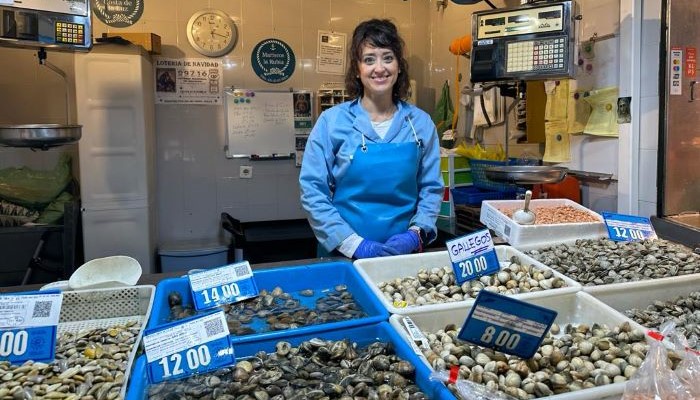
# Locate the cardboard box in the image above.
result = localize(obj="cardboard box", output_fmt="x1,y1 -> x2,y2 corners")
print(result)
104,32 -> 161,54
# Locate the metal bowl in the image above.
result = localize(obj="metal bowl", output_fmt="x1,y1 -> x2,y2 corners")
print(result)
0,124 -> 82,149
484,166 -> 568,185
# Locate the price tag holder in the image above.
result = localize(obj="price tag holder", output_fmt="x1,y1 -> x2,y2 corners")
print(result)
602,212 -> 657,242
188,261 -> 259,311
401,316 -> 429,354
446,229 -> 500,285
143,310 -> 235,383
458,291 -> 557,359
0,290 -> 63,364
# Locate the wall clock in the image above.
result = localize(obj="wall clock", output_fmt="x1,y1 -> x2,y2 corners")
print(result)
186,9 -> 238,57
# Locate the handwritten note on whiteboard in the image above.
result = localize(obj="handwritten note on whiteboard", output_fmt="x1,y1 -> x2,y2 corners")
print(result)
224,90 -> 295,157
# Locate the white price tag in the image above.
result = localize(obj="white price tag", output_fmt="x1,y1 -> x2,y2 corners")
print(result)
402,317 -> 429,352
0,293 -> 62,329
188,261 -> 253,292
143,311 -> 229,363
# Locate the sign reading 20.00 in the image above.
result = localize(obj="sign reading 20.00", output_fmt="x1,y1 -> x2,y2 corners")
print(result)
446,229 -> 500,284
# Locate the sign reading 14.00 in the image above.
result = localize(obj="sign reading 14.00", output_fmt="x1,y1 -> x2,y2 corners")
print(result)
0,291 -> 63,364
143,311 -> 235,383
188,261 -> 259,311
446,229 -> 500,285
602,212 -> 657,242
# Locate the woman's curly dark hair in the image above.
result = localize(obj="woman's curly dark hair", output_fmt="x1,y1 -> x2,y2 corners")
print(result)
345,19 -> 410,102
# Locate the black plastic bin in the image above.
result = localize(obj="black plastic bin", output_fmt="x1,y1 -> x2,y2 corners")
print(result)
221,213 -> 317,264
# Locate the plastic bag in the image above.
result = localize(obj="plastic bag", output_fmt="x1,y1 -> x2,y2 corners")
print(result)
0,199 -> 39,227
429,368 -> 517,400
432,80 -> 454,137
36,191 -> 73,224
453,142 -> 506,161
666,323 -> 700,397
0,153 -> 72,208
622,323 -> 693,400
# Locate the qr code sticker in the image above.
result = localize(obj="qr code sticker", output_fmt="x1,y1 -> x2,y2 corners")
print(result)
32,301 -> 52,318
204,317 -> 225,337
233,264 -> 249,278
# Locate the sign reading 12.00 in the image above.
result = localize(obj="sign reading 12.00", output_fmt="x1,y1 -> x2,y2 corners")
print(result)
0,291 -> 63,364
446,229 -> 500,284
602,212 -> 657,242
188,261 -> 259,311
458,291 -> 558,359
143,310 -> 235,383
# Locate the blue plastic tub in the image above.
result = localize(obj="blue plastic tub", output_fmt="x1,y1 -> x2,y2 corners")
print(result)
147,261 -> 389,345
125,322 -> 453,400
451,186 -> 517,205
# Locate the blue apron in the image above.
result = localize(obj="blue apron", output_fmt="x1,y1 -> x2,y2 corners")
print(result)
332,116 -> 422,244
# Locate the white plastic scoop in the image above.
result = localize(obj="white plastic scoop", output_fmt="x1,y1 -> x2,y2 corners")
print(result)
512,190 -> 536,225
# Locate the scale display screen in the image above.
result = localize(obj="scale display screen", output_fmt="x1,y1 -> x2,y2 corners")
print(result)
477,4 -> 564,39
471,0 -> 576,83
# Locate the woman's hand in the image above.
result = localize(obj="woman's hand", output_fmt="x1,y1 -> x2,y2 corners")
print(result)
353,239 -> 398,259
384,230 -> 420,255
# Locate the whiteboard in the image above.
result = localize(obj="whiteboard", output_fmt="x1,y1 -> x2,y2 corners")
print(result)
224,89 -> 295,158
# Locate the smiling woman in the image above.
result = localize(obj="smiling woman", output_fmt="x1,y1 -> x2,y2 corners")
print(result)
299,19 -> 443,261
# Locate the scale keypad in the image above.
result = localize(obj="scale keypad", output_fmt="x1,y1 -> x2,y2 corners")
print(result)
506,37 -> 566,73
55,22 -> 84,45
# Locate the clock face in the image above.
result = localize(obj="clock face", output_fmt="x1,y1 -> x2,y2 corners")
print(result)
187,10 -> 238,57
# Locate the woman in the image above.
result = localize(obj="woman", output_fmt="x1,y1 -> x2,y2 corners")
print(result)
299,19 -> 443,259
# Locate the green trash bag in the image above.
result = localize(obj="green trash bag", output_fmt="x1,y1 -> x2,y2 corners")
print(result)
36,191 -> 73,225
0,153 -> 72,209
432,80 -> 454,137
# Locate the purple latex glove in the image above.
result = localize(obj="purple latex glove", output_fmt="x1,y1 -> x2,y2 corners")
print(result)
385,230 -> 421,255
353,239 -> 399,259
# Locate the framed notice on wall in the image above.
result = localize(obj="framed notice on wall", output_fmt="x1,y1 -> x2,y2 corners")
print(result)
317,31 -> 347,75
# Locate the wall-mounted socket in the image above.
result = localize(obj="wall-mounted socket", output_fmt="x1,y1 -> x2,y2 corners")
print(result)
240,165 -> 253,179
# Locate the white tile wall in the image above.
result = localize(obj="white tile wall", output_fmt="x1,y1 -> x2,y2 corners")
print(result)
637,200 -> 657,218
639,96 -> 659,150
638,148 -> 658,203
0,1 -> 662,248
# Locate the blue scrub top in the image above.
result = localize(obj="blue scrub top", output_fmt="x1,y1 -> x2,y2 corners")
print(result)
299,99 -> 443,252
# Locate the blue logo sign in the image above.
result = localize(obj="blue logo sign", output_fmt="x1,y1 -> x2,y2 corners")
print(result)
251,38 -> 295,83
602,212 -> 657,242
446,229 -> 500,284
188,261 -> 259,311
144,311 -> 235,383
458,291 -> 557,359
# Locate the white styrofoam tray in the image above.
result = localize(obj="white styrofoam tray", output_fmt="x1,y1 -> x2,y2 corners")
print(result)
353,246 -> 581,315
480,199 -> 607,248
58,285 -> 155,399
586,274 -> 700,331
389,291 -> 645,400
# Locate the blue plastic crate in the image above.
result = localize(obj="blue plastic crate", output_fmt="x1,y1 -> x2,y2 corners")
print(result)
451,186 -> 517,205
125,322 -> 453,400
468,157 -> 539,192
147,261 -> 389,345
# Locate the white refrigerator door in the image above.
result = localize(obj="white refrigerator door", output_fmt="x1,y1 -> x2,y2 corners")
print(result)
82,206 -> 155,273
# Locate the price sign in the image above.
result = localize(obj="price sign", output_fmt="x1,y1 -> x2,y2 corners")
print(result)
0,291 -> 63,364
143,310 -> 235,383
446,229 -> 500,284
602,212 -> 657,242
458,291 -> 557,359
188,261 -> 259,311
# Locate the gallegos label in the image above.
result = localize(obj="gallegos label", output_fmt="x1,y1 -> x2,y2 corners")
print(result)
446,229 -> 500,284
602,212 -> 657,242
0,291 -> 63,364
144,311 -> 235,383
458,291 -> 557,359
189,261 -> 259,311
